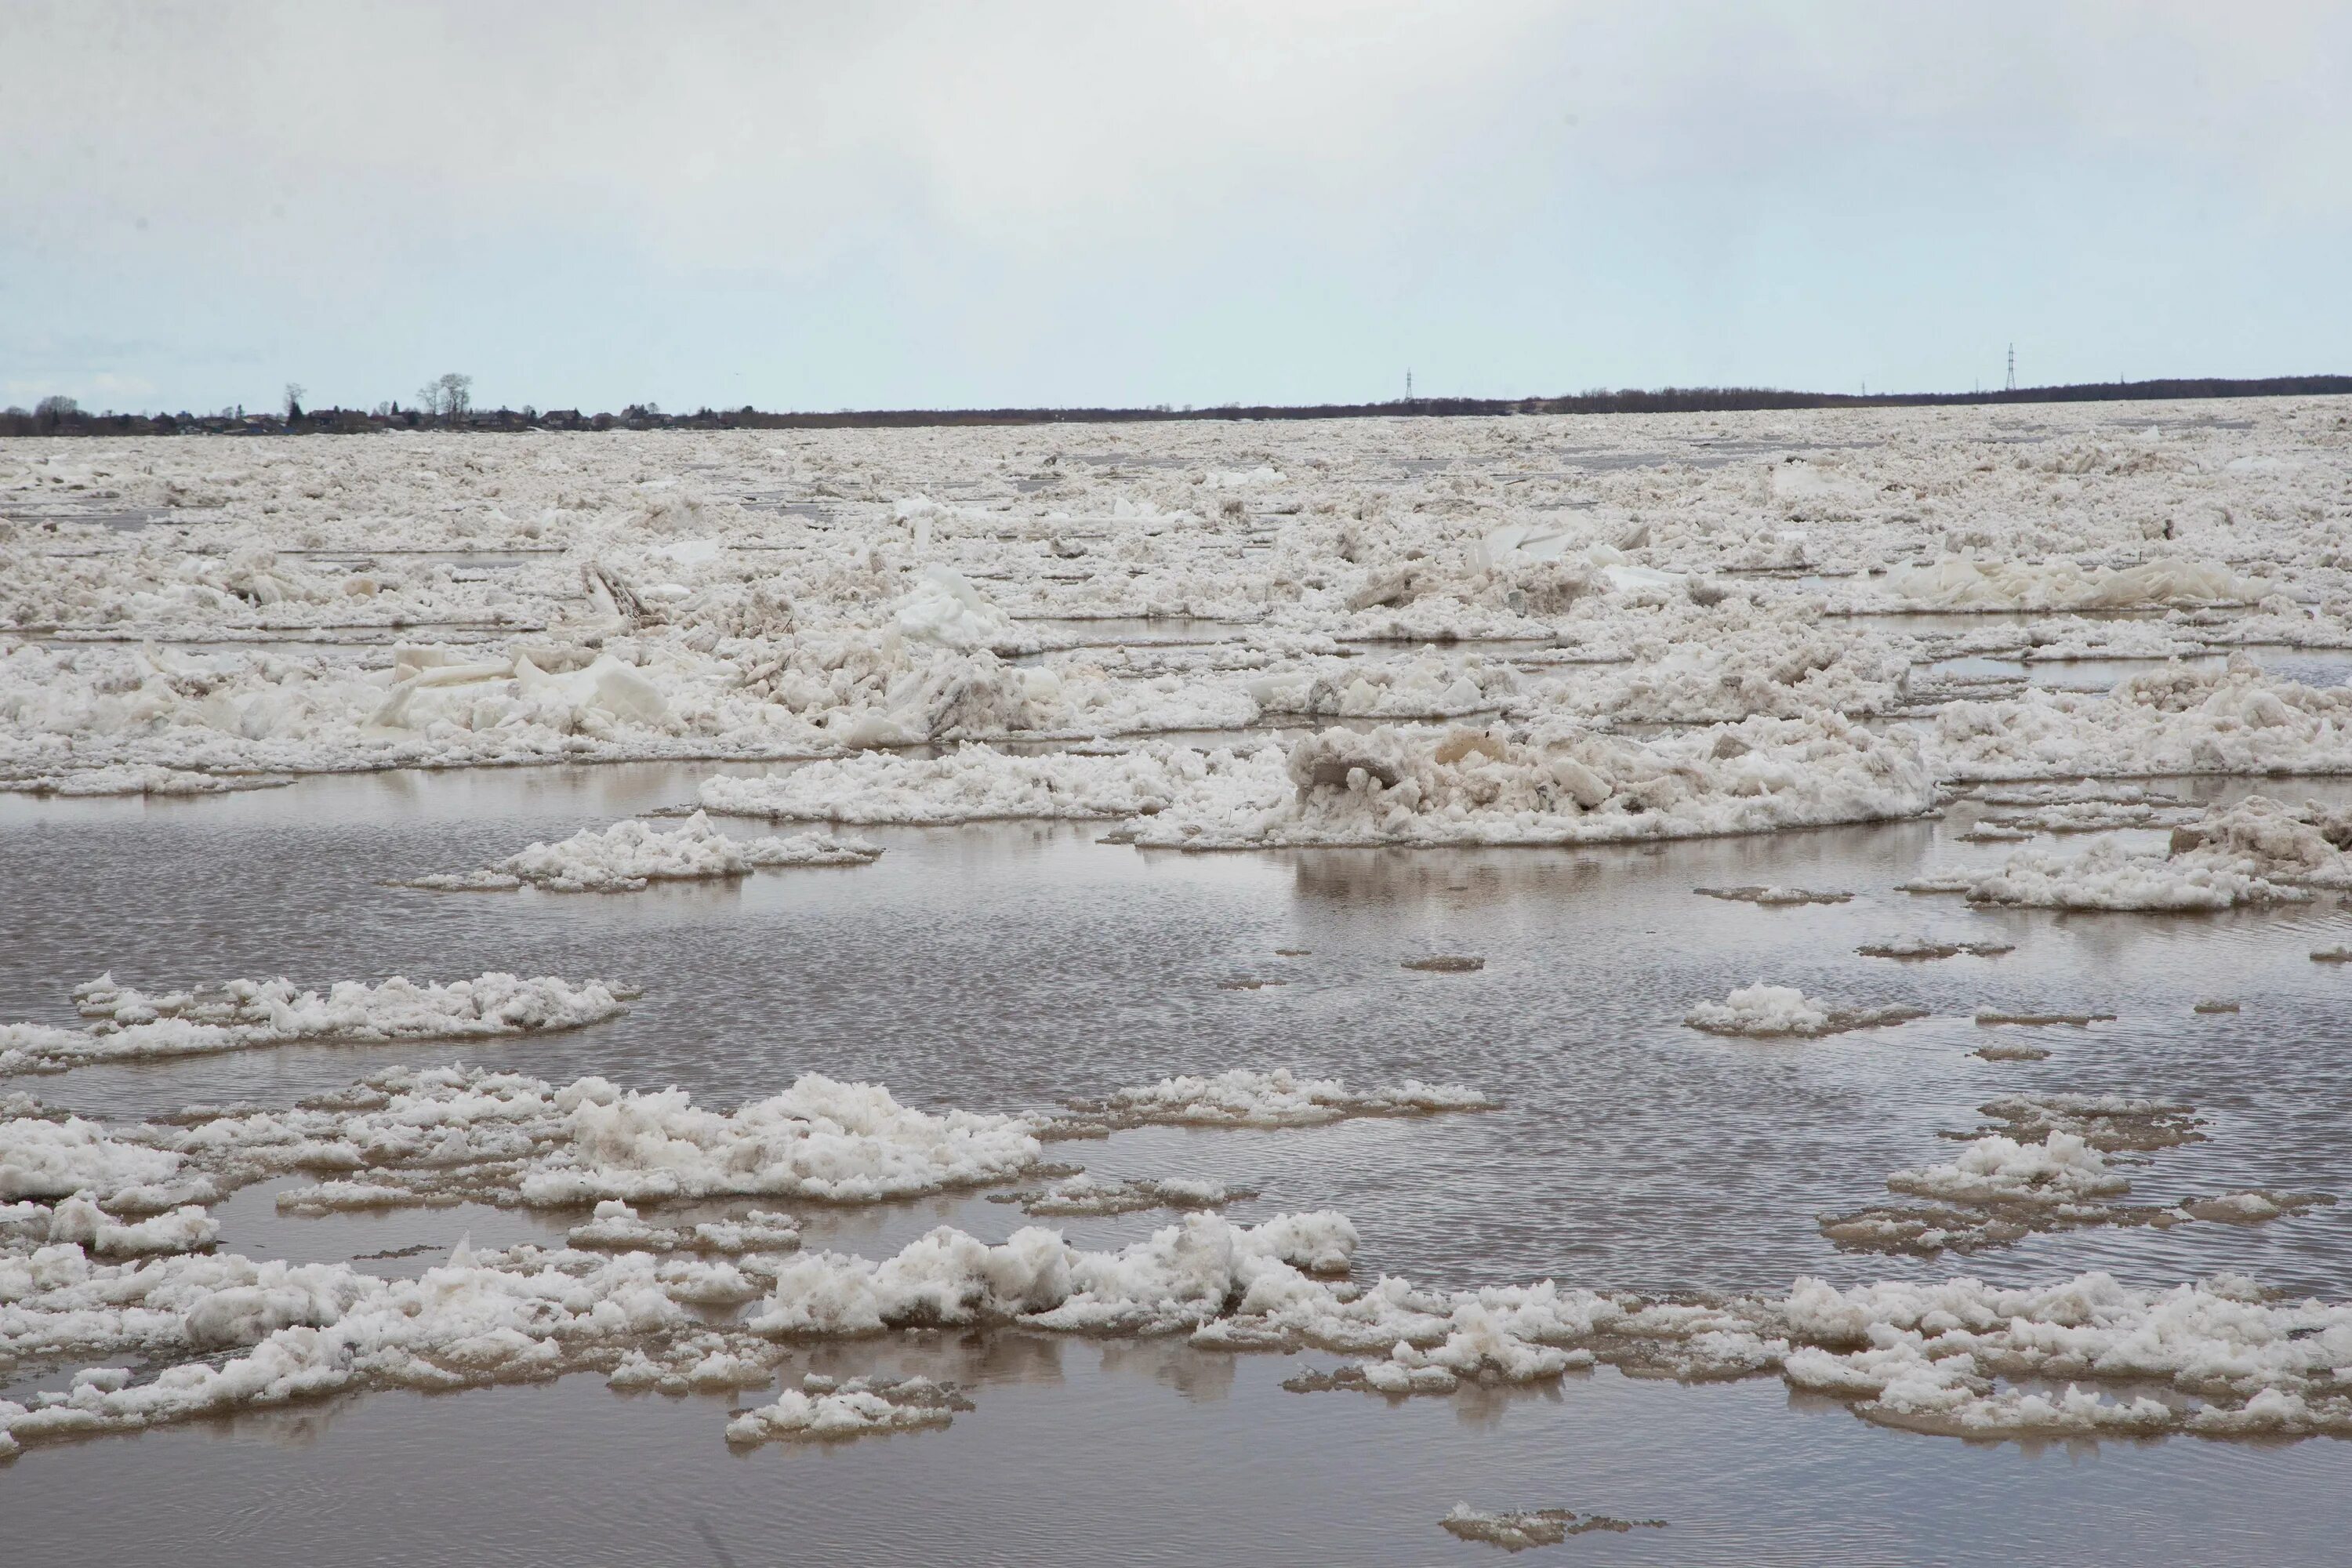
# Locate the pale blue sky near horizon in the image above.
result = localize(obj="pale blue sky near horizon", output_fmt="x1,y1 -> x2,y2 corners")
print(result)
5,2 -> 2349,416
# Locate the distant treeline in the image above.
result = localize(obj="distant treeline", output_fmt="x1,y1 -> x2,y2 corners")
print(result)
8,374 -> 2352,437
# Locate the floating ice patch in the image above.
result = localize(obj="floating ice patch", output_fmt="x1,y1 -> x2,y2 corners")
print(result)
724,1374 -> 973,1445
1821,1093 -> 2329,1257
401,811 -> 880,892
1440,1505 -> 1667,1550
0,764 -> 292,798
1855,937 -> 2013,960
0,1238 -> 789,1457
1976,800 -> 2196,834
1969,780 -> 2189,808
1055,1068 -> 1495,1131
196,1066 -> 1051,1212
1974,1092 -> 2207,1152
566,1201 -> 803,1255
989,1175 -> 1252,1218
1963,843 -> 2300,910
1684,984 -> 1922,1039
1962,796 -> 2352,909
0,973 -> 626,1075
1887,1131 -> 2129,1207
1697,885 -> 1853,906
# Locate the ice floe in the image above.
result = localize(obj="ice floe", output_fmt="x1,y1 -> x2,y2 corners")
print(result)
0,973 -> 625,1075
1820,1094 -> 2332,1257
1955,796 -> 2352,909
401,811 -> 880,892
1684,984 -> 1922,1039
1052,1068 -> 1495,1132
724,1374 -> 974,1445
1440,1505 -> 1667,1548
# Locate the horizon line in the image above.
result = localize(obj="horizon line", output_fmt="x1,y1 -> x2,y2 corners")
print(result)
9,372 -> 2350,434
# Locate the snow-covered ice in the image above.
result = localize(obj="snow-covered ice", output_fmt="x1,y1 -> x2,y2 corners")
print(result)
1958,796 -> 2352,909
1684,984 -> 1922,1039
1054,1068 -> 1495,1131
1128,718 -> 1933,850
0,973 -> 625,1075
402,811 -> 880,891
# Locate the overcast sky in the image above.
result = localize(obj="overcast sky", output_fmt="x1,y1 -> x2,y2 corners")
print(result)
6,2 -> 2349,414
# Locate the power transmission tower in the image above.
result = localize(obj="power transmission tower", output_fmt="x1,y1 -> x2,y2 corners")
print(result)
2005,344 -> 2016,392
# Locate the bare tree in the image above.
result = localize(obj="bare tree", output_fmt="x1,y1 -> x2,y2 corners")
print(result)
34,394 -> 78,418
285,383 -> 307,419
413,373 -> 474,421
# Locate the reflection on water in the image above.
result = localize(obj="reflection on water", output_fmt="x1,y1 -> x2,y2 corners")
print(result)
6,1349 -> 2349,1567
5,761 -> 2352,1562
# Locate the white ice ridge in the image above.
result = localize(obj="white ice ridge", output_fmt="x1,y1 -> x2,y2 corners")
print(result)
1247,648 -> 1523,721
1958,795 -> 2352,910
1873,555 -> 2262,612
1544,623 -> 1913,724
402,811 -> 881,892
699,742 -> 1283,825
1126,717 -> 1933,850
1683,983 -> 1921,1039
1935,659 -> 2352,782
0,973 -> 626,1075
